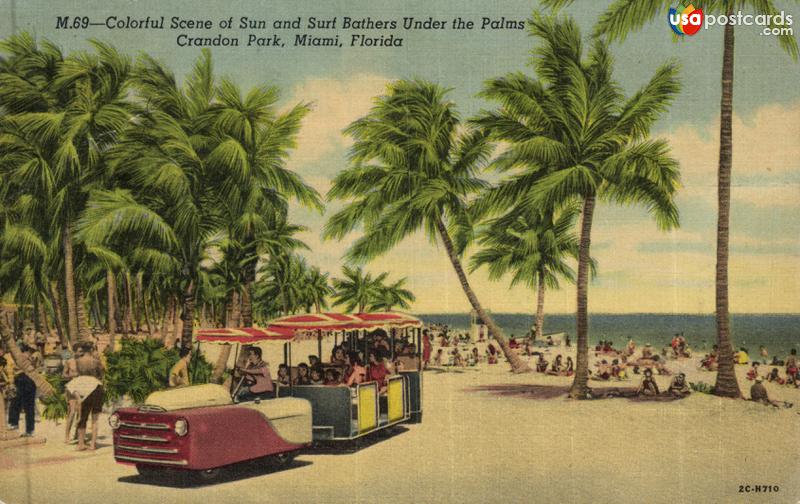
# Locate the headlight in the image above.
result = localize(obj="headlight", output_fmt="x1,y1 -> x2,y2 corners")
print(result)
108,413 -> 120,430
174,418 -> 188,436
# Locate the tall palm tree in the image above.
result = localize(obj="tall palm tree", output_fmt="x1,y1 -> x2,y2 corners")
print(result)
476,14 -> 681,397
325,79 -> 531,372
0,33 -> 134,342
303,266 -> 333,313
544,0 -> 799,400
470,205 -> 580,341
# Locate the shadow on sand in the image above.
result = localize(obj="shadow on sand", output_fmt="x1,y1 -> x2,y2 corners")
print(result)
311,425 -> 410,455
464,384 -> 687,402
117,458 -> 313,488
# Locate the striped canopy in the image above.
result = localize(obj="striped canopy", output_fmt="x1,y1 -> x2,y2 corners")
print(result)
196,312 -> 423,344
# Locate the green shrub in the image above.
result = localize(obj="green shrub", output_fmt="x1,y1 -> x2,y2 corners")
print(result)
104,338 -> 213,404
40,374 -> 68,421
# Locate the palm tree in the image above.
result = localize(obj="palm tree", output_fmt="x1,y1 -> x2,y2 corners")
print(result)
544,0 -> 798,400
476,14 -> 681,397
304,266 -> 334,313
469,205 -> 580,341
324,79 -> 531,372
330,266 -> 386,314
370,278 -> 416,312
0,33 -> 134,342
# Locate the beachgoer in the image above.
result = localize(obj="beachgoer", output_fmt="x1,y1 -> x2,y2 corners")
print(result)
235,347 -> 273,401
759,345 -> 769,363
422,330 -> 432,369
8,344 -> 37,437
548,355 -> 563,375
66,374 -> 104,450
746,362 -> 760,381
750,377 -> 791,408
785,349 -> 798,384
487,345 -> 498,365
638,368 -> 659,396
766,367 -> 785,385
641,344 -> 653,359
434,349 -> 444,366
75,343 -> 103,379
564,356 -> 574,376
667,373 -> 690,397
734,347 -> 750,365
169,347 -> 192,387
535,354 -> 548,373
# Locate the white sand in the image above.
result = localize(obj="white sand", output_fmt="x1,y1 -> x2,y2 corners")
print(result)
1,338 -> 798,504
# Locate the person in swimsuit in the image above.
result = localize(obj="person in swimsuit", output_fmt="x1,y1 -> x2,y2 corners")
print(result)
667,373 -> 691,397
638,368 -> 660,396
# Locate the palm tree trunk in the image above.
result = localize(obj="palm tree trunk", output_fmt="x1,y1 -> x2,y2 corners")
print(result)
179,281 -> 195,350
32,294 -> 41,333
241,261 -> 256,327
212,290 -> 239,380
142,295 -> 153,338
134,274 -> 142,333
0,322 -> 55,398
713,20 -> 741,398
48,281 -> 68,347
569,196 -> 596,399
160,296 -> 170,343
62,221 -> 79,341
434,218 -> 530,373
39,301 -> 50,338
76,287 -> 92,341
107,270 -> 117,351
535,270 -> 545,342
124,271 -> 134,334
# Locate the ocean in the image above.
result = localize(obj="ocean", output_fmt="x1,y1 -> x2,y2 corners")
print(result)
418,313 -> 800,357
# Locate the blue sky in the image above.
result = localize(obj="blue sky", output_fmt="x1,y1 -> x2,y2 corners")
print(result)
4,0 -> 799,313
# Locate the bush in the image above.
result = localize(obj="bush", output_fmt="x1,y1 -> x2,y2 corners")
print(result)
40,374 -> 68,421
104,338 -> 213,404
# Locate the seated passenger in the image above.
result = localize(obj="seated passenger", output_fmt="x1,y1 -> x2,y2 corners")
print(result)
308,355 -> 321,369
276,363 -> 290,386
294,363 -> 311,385
667,373 -> 691,397
324,368 -> 341,386
330,346 -> 347,366
368,352 -> 389,392
235,347 -> 274,402
345,353 -> 367,386
637,368 -> 660,396
309,367 -> 324,385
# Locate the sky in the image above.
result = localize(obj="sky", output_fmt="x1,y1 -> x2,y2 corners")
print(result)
3,0 -> 799,314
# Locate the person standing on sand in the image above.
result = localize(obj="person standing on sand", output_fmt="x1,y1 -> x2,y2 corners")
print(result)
66,374 -> 103,450
422,330 -> 432,369
785,349 -> 798,385
8,344 -> 37,437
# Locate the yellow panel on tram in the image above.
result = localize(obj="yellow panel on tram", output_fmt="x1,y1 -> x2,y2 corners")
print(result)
358,384 -> 377,433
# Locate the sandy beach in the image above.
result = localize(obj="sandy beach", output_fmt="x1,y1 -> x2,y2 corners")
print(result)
2,336 -> 799,504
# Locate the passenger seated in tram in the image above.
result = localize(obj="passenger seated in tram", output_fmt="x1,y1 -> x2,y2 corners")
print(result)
368,352 -> 390,393
345,353 -> 367,386
276,363 -> 290,386
310,366 -> 324,385
234,347 -> 274,402
330,346 -> 348,366
323,368 -> 341,385
308,355 -> 321,368
294,363 -> 311,385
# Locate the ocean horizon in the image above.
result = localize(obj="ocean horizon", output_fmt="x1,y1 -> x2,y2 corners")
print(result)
418,313 -> 800,357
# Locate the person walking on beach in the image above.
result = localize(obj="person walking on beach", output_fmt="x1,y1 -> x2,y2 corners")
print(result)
66,374 -> 103,450
8,344 -> 37,437
422,330 -> 432,369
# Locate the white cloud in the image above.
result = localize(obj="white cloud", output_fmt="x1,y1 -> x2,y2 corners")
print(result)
288,74 -> 389,164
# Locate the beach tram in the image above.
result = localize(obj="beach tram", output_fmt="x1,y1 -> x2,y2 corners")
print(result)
197,311 -> 425,441
109,312 -> 423,478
